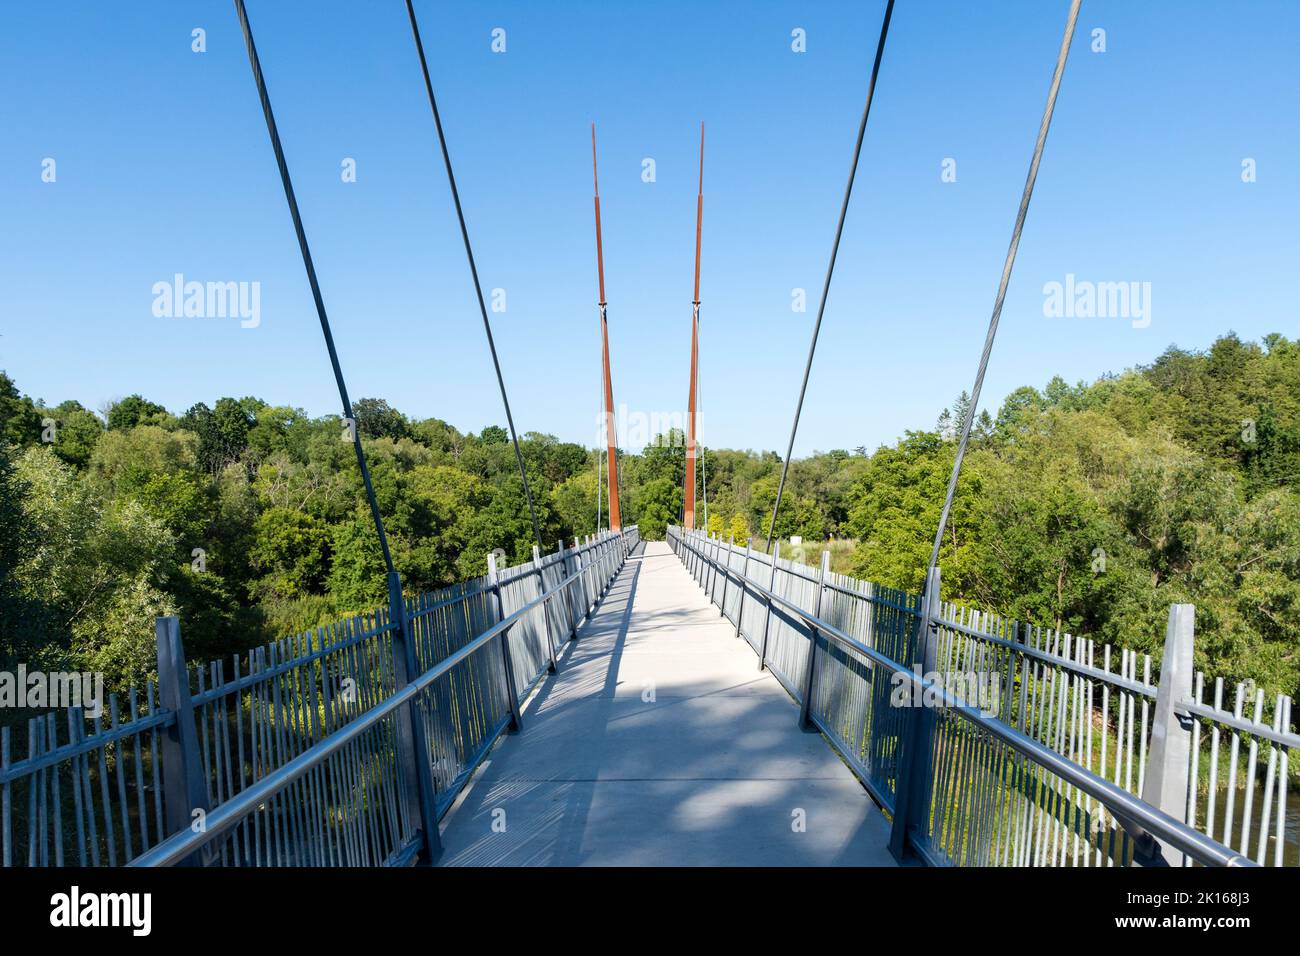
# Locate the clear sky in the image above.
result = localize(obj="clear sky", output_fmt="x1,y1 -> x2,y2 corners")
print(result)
2,1 -> 1296,457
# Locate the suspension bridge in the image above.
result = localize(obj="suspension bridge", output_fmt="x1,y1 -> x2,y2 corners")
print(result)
2,0 -> 1292,870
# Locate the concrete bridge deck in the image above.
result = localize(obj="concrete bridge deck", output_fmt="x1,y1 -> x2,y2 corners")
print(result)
437,541 -> 895,866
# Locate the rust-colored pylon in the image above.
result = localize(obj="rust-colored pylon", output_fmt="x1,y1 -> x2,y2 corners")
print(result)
591,124 -> 621,531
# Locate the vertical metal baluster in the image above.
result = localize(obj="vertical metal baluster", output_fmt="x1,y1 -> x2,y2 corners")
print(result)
1186,672 -> 1203,867
759,542 -> 779,672
798,550 -> 831,727
1274,696 -> 1290,867
1,727 -> 11,867
34,719 -> 46,867
1255,694 -> 1282,865
1222,682 -> 1244,848
735,541 -> 752,639
93,711 -> 116,866
1238,687 -> 1264,853
1137,655 -> 1151,797
533,545 -> 558,673
110,695 -> 132,861
128,688 -> 148,853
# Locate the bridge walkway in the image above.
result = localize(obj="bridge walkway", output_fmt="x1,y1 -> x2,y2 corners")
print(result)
436,541 -> 895,866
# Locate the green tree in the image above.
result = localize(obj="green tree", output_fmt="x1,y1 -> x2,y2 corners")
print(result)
327,511 -> 388,609
353,398 -> 409,441
106,394 -> 169,431
48,400 -> 103,469
728,514 -> 750,546
636,477 -> 682,541
250,507 -> 331,599
0,371 -> 41,446
551,469 -> 600,540
0,442 -> 46,665
14,446 -> 176,687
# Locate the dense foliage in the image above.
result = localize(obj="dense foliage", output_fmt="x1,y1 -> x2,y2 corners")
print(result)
1,332 -> 1296,700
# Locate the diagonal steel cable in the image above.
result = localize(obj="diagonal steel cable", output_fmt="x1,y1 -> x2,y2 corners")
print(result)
921,0 -> 1082,595
234,0 -> 395,573
405,0 -> 545,551
765,0 -> 895,553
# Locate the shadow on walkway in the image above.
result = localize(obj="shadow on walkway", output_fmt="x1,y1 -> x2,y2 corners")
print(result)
436,541 -> 894,866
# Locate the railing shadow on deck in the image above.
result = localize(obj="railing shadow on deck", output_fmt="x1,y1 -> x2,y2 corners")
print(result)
435,545 -> 885,866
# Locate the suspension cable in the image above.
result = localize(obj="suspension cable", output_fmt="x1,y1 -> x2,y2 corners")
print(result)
234,0 -> 395,573
764,0 -> 895,553
921,0 -> 1081,595
405,0 -> 544,551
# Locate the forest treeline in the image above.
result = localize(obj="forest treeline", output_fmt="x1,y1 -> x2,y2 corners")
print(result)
1,332 -> 1296,700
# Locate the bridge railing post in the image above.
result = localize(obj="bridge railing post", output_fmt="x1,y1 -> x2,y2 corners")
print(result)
716,535 -> 726,607
559,539 -> 578,641
735,541 -> 752,640
758,542 -> 780,671
1142,603 -> 1195,865
488,552 -> 524,732
582,537 -> 592,608
708,534 -> 721,604
594,534 -> 606,600
889,565 -> 941,862
533,545 -> 558,673
579,537 -> 591,614
599,533 -> 610,593
385,570 -> 442,863
719,535 -> 734,618
702,533 -> 712,598
154,616 -> 213,867
798,550 -> 831,728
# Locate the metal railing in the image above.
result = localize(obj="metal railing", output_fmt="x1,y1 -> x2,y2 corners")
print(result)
1,527 -> 639,867
926,598 -> 1296,866
667,526 -> 1261,867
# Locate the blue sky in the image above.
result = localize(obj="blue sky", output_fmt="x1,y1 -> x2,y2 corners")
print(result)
2,1 -> 1296,457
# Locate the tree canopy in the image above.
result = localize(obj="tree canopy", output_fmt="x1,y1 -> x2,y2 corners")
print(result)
0,332 -> 1295,702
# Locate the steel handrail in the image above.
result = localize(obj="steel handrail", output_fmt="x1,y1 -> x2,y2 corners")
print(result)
1180,697 -> 1300,750
408,533 -> 622,619
130,538 -> 630,868
669,528 -> 1256,867
0,709 -> 177,784
933,611 -> 1156,700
